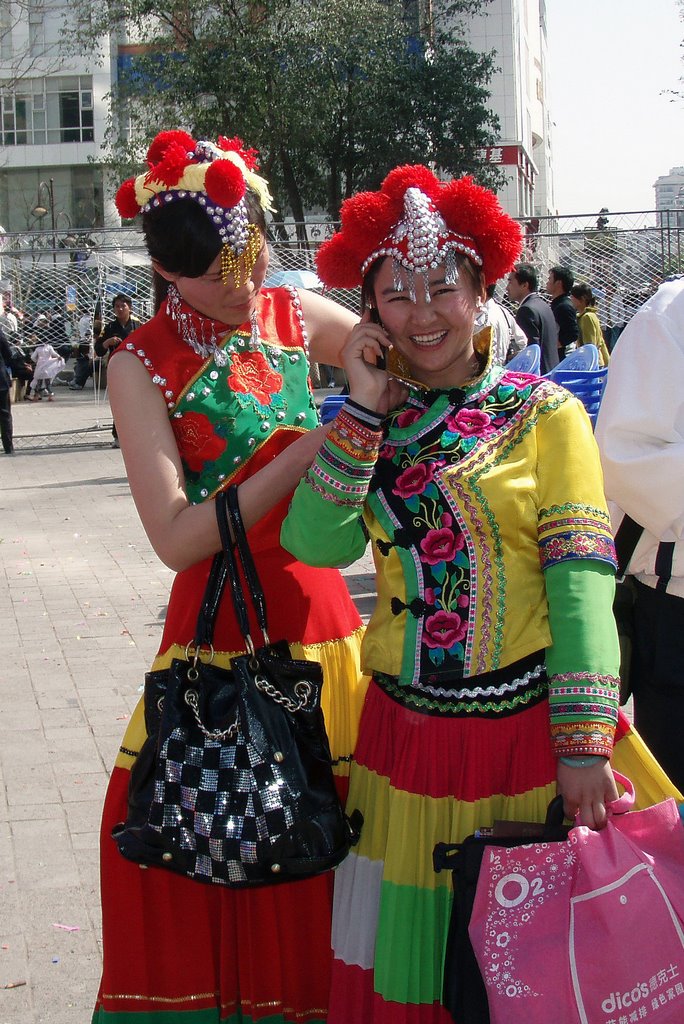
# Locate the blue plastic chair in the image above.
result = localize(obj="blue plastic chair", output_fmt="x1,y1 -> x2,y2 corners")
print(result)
319,393 -> 346,424
547,367 -> 608,428
505,345 -> 541,374
550,344 -> 600,373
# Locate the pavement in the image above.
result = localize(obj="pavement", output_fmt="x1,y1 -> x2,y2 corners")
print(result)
0,382 -> 376,1024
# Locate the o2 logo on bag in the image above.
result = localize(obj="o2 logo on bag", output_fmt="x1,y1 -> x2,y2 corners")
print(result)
601,983 -> 649,1013
494,871 -> 545,908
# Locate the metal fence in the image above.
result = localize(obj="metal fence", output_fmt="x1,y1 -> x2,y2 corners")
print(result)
3,206 -> 684,449
3,208 -> 683,334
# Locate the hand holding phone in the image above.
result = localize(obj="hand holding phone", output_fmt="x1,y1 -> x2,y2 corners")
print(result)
367,307 -> 386,369
365,306 -> 424,391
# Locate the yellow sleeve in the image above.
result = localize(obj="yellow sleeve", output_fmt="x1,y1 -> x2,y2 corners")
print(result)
536,391 -> 617,573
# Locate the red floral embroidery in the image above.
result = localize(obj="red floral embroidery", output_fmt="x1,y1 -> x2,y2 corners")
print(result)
505,371 -> 535,386
445,408 -> 494,437
227,351 -> 283,405
420,527 -> 465,565
423,610 -> 468,649
392,461 -> 437,498
173,411 -> 227,472
396,408 -> 423,429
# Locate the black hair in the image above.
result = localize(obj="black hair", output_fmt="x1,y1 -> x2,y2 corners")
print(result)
571,282 -> 596,306
112,292 -> 133,309
143,189 -> 267,310
548,265 -> 573,293
511,263 -> 538,292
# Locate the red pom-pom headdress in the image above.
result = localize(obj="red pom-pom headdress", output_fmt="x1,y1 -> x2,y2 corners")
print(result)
114,131 -> 275,285
316,165 -> 522,299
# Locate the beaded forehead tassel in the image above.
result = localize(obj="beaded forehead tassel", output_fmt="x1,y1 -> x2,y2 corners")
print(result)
316,166 -> 523,300
141,191 -> 262,287
117,131 -> 275,287
220,222 -> 262,288
361,187 -> 481,304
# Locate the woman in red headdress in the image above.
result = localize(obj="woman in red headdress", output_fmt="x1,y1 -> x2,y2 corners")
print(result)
281,166 -> 681,1023
92,132 -> 368,1023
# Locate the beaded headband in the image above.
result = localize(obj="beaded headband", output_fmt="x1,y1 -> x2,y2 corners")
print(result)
317,165 -> 522,300
360,186 -> 483,303
115,131 -> 274,286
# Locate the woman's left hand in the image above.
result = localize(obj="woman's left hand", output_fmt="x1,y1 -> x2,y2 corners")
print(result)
556,758 -> 619,830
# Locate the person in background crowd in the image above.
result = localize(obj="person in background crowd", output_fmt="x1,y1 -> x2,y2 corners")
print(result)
546,265 -> 579,360
95,293 -> 141,362
318,362 -> 338,387
571,283 -> 611,366
484,282 -> 527,364
38,307 -> 71,360
69,310 -> 97,390
605,286 -> 627,352
595,276 -> 684,792
9,338 -> 33,399
92,129 -> 367,1024
506,261 -> 559,373
93,294 -> 142,446
27,335 -> 65,401
0,292 -> 21,342
0,326 -> 15,454
281,165 -> 677,1024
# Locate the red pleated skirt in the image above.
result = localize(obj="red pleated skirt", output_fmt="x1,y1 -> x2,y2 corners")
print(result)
327,679 -> 681,1024
92,551 -> 368,1024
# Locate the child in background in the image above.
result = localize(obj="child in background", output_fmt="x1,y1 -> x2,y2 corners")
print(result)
28,336 -> 65,400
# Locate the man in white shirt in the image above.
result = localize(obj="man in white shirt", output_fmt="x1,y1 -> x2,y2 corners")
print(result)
595,277 -> 684,790
0,292 -> 20,341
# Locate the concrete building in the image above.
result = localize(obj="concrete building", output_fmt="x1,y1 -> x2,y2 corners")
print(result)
0,2 -> 114,234
2,0 -> 554,234
653,167 -> 684,227
459,0 -> 555,219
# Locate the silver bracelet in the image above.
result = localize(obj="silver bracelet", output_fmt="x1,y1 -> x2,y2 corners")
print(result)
558,755 -> 606,769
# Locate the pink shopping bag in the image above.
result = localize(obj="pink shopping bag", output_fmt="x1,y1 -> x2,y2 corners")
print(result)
468,773 -> 684,1024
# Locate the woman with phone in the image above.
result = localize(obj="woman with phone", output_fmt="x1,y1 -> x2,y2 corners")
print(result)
281,165 -> 679,1024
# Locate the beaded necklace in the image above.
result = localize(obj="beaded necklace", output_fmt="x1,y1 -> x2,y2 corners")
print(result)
165,283 -> 260,366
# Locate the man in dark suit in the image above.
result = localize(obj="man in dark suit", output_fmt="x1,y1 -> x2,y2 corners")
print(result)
0,326 -> 15,454
546,265 -> 579,360
506,263 -> 559,374
94,293 -> 142,448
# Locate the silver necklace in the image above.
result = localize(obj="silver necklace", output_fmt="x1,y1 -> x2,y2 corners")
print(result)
166,284 -> 260,366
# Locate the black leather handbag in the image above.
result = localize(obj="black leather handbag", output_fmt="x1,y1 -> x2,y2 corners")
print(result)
433,797 -> 570,1024
113,485 -> 361,886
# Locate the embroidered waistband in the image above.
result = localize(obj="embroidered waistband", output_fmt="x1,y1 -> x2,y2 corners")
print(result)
373,650 -> 547,718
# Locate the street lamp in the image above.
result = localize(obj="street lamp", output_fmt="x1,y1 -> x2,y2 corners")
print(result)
32,178 -> 57,265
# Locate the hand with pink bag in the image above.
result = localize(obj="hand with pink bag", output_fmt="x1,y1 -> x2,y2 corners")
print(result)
467,773 -> 684,1024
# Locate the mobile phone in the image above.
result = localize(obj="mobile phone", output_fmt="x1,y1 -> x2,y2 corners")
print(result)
367,306 -> 386,369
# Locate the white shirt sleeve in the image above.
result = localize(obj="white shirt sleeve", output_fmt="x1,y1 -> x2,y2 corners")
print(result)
595,280 -> 684,541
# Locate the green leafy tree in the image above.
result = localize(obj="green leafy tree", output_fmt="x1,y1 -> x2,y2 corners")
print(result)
71,0 -> 502,230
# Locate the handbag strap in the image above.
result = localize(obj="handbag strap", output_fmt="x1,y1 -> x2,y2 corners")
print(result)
215,486 -> 270,653
607,771 -> 636,815
191,552 -> 229,650
186,485 -> 272,657
225,484 -> 269,637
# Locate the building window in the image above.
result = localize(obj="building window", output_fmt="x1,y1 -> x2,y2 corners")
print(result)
0,76 -> 94,145
0,165 -> 104,232
0,4 -> 12,59
28,0 -> 46,57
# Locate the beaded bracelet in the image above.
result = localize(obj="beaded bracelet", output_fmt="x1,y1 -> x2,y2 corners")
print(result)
558,755 -> 607,769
